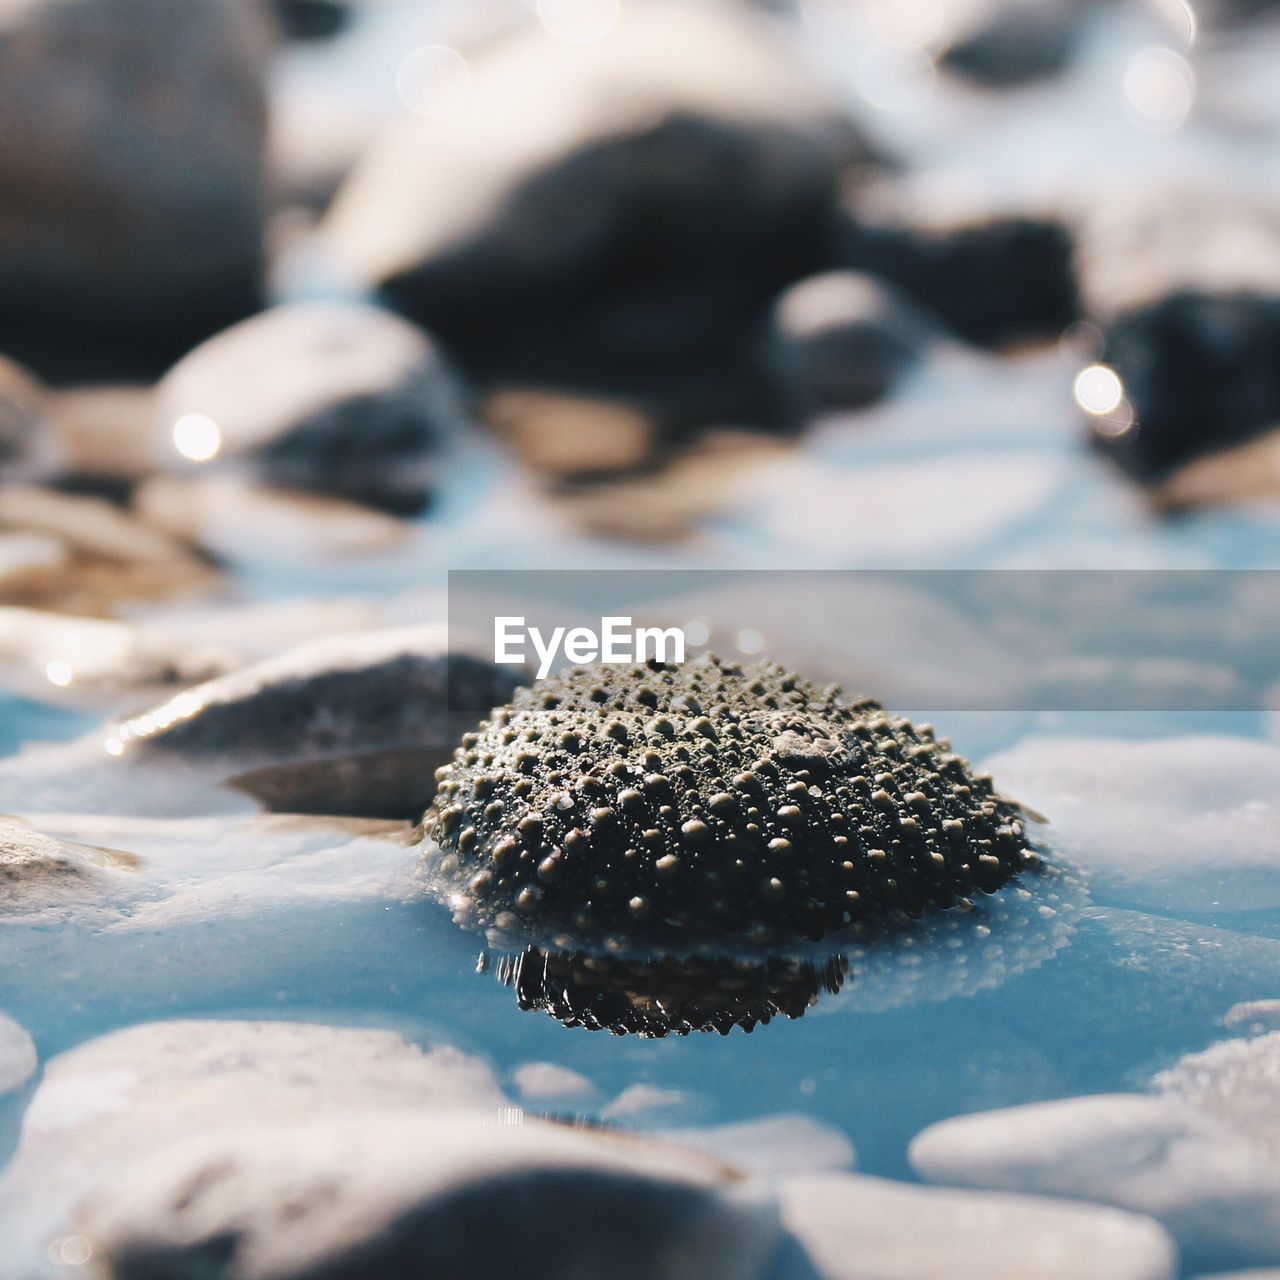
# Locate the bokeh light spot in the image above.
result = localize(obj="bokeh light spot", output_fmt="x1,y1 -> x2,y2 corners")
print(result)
857,40 -> 937,115
1074,364 -> 1125,417
1123,47 -> 1195,133
396,45 -> 472,118
45,660 -> 72,688
538,0 -> 621,45
172,413 -> 222,463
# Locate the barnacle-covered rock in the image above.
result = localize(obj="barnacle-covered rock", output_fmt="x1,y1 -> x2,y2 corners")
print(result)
422,655 -> 1038,953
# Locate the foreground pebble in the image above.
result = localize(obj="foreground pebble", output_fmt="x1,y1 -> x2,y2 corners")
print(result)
777,1171 -> 1176,1280
910,1092 -> 1280,1271
153,302 -> 465,515
0,1019 -> 777,1280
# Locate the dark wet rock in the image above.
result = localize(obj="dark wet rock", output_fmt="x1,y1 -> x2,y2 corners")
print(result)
498,948 -> 850,1037
0,0 -> 272,382
0,1019 -> 776,1280
269,0 -> 349,41
152,302 -> 465,516
1074,189 -> 1280,480
482,387 -> 658,480
936,0 -> 1087,89
765,272 -> 933,419
0,1013 -> 36,1098
910,1092 -> 1280,1273
323,2 -> 873,419
106,626 -> 526,819
422,654 -> 1039,952
777,1171 -> 1177,1280
838,188 -> 1079,347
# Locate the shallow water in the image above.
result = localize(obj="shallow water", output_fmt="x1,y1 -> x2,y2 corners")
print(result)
6,0 -> 1280,1274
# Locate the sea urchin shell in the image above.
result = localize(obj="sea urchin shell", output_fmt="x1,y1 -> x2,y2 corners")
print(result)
421,656 -> 1036,952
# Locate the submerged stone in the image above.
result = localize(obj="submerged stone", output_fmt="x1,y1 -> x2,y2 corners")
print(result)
422,655 -> 1039,952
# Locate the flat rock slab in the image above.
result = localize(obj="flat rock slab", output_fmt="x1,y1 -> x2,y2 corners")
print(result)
0,1018 -> 777,1280
776,1171 -> 1175,1280
910,1092 -> 1280,1272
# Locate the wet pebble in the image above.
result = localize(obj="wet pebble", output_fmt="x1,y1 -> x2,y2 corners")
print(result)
100,624 -> 526,818
910,1092 -> 1280,1273
936,0 -> 1088,88
981,735 -> 1280,914
0,354 -> 52,479
765,272 -> 933,419
511,1062 -> 596,1103
0,0 -> 272,379
0,486 -> 214,613
133,473 -> 411,564
662,1114 -> 855,1178
152,302 -> 465,515
70,1115 -> 775,1280
0,607 -> 236,709
1,819 -> 140,923
0,1019 -> 777,1280
323,1 -> 871,414
482,387 -> 658,480
1156,1030 -> 1280,1164
0,1014 -> 36,1098
1074,188 -> 1280,480
839,185 -> 1079,347
268,0 -> 349,41
776,1171 -> 1176,1280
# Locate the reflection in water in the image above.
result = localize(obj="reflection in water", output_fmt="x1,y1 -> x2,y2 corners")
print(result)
478,855 -> 1090,1036
495,948 -> 850,1037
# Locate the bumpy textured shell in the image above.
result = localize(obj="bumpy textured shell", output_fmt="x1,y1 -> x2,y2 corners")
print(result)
422,656 -> 1036,951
